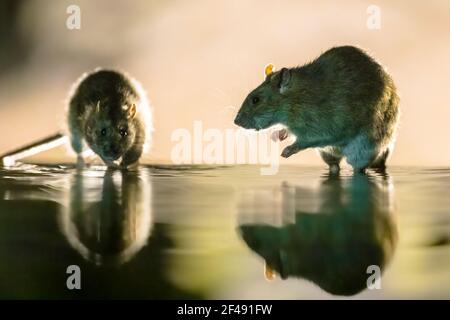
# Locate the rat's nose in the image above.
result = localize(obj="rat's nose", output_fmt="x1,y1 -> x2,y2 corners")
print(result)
234,113 -> 243,126
234,112 -> 251,128
109,144 -> 121,158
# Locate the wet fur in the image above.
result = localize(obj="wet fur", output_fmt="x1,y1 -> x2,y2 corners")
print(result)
234,46 -> 400,172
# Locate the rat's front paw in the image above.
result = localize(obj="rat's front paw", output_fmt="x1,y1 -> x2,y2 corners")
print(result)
120,160 -> 139,170
101,158 -> 120,169
281,144 -> 301,158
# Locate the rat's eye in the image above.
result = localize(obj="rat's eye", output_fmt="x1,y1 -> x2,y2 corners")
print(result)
119,128 -> 128,138
252,96 -> 260,104
100,128 -> 107,136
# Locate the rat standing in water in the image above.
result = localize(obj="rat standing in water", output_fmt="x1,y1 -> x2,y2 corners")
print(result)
234,46 -> 400,173
67,69 -> 152,168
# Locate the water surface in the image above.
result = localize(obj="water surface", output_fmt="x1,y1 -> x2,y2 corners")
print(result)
0,164 -> 448,299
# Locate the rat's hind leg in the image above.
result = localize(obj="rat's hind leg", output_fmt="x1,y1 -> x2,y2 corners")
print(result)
68,112 -> 84,155
70,131 -> 83,155
70,133 -> 86,168
68,125 -> 86,167
318,146 -> 343,173
369,147 -> 390,170
343,134 -> 380,174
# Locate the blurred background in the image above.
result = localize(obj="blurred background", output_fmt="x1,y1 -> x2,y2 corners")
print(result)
0,0 -> 449,165
0,2 -> 449,299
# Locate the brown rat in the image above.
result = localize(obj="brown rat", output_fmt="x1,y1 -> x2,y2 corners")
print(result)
67,69 -> 152,168
234,46 -> 400,172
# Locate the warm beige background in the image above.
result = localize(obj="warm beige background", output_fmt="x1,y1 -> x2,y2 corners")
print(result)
0,0 -> 449,165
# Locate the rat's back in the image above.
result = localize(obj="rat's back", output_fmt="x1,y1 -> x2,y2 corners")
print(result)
306,46 -> 399,171
306,46 -> 395,117
69,70 -> 139,117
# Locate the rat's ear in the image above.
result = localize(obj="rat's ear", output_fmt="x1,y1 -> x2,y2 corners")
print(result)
278,68 -> 291,94
264,63 -> 274,79
96,101 -> 101,113
127,103 -> 137,119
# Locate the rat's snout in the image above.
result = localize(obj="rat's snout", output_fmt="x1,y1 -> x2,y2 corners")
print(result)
234,111 -> 251,128
104,143 -> 121,160
234,112 -> 243,126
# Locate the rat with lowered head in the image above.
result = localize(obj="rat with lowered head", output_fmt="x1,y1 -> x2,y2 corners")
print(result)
234,46 -> 400,173
67,69 -> 152,168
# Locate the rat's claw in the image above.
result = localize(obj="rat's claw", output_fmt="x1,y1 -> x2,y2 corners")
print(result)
281,149 -> 292,158
102,158 -> 120,169
271,129 -> 289,142
121,161 -> 139,170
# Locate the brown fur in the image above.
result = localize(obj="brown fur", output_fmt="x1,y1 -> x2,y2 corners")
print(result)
234,46 -> 400,171
68,69 -> 149,168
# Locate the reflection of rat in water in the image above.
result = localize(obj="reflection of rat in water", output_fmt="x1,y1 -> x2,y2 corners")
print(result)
238,174 -> 397,296
67,69 -> 152,168
59,169 -> 153,265
234,46 -> 400,173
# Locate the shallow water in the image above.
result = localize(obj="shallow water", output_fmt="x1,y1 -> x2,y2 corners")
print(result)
0,164 -> 448,299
